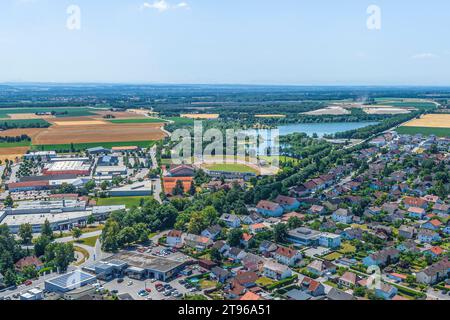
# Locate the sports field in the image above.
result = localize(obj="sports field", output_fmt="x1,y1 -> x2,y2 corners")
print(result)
203,163 -> 258,174
95,196 -> 153,208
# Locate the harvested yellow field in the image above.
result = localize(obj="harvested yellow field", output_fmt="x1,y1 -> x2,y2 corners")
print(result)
404,114 -> 450,128
303,107 -> 350,116
53,120 -> 108,126
0,128 -> 44,139
0,147 -> 30,162
255,114 -> 287,118
181,114 -> 219,119
363,107 -> 411,115
6,113 -> 55,120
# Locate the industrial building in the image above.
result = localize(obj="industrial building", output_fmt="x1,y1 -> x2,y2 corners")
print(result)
44,270 -> 97,293
43,160 -> 91,176
103,251 -> 185,282
108,181 -> 153,197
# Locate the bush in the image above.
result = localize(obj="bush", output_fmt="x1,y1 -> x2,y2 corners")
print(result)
267,275 -> 298,291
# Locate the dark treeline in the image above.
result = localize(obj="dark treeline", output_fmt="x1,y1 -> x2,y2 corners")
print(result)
0,135 -> 31,143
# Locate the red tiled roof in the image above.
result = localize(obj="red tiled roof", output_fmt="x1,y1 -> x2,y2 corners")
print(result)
256,200 -> 281,211
240,291 -> 263,300
275,246 -> 298,258
8,181 -> 49,189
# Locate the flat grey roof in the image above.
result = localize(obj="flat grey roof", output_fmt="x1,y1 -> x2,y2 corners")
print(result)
45,270 -> 96,290
106,251 -> 184,273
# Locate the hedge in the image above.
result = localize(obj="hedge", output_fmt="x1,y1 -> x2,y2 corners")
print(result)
267,275 -> 298,291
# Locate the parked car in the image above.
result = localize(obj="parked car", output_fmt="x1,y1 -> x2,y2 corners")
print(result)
117,278 -> 124,284
24,280 -> 32,286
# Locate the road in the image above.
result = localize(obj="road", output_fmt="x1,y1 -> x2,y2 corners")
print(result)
55,230 -> 103,244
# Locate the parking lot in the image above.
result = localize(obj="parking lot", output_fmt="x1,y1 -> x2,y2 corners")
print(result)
102,270 -> 205,300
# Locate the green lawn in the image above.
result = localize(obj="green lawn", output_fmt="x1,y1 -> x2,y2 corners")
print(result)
108,118 -> 168,124
0,140 -> 31,148
396,126 -> 450,137
32,140 -> 157,152
339,242 -> 356,254
74,235 -> 99,247
323,252 -> 343,261
204,163 -> 258,174
95,196 -> 153,208
256,277 -> 276,287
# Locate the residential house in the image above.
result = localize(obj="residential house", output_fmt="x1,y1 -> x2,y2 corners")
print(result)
273,246 -> 302,266
338,271 -> 358,288
308,205 -> 326,215
420,219 -> 443,231
362,248 -> 400,267
15,256 -> 43,272
331,208 -> 353,224
226,247 -> 247,262
211,267 -> 230,283
275,195 -> 300,212
398,225 -> 415,239
242,253 -> 264,272
299,276 -> 325,296
423,246 -> 444,259
397,240 -> 419,253
403,196 -> 428,209
408,207 -> 426,219
220,214 -> 241,228
306,260 -> 336,276
326,288 -> 356,301
184,234 -> 213,251
259,241 -> 278,255
444,222 -> 450,234
240,233 -> 254,248
263,261 -> 292,280
235,271 -> 258,288
340,228 -> 363,241
417,229 -> 441,244
240,291 -> 263,301
375,283 -> 398,300
201,225 -> 222,240
318,233 -> 341,249
166,230 -> 183,247
249,223 -> 268,234
211,240 -> 230,254
241,212 -> 263,225
256,200 -> 284,217
432,203 -> 450,218
416,259 -> 450,284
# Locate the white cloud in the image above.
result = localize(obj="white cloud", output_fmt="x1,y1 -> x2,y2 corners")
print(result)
411,53 -> 439,60
141,0 -> 190,12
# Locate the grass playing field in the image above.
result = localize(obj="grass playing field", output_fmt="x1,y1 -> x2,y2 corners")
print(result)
94,196 -> 153,208
396,126 -> 450,137
108,118 -> 168,124
32,140 -> 157,151
203,163 -> 258,174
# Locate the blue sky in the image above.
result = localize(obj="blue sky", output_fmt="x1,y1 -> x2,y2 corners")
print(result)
1,0 -> 450,85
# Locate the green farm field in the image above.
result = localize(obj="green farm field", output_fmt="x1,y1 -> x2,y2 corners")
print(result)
0,141 -> 31,148
396,126 -> 450,137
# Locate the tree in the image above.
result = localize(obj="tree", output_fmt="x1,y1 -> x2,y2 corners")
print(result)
41,219 -> 54,240
72,227 -> 82,240
4,195 -> 13,208
87,215 -> 96,225
210,247 -> 222,262
287,217 -> 303,229
173,180 -> 185,196
18,223 -> 33,244
100,219 -> 120,252
101,181 -> 110,191
34,235 -> 51,257
189,182 -> 196,196
85,180 -> 96,192
273,223 -> 288,243
3,269 -> 17,287
44,242 -> 75,272
227,229 -> 243,247
117,227 -> 137,246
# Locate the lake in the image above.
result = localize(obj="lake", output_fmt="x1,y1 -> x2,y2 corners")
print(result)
241,121 -> 378,156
